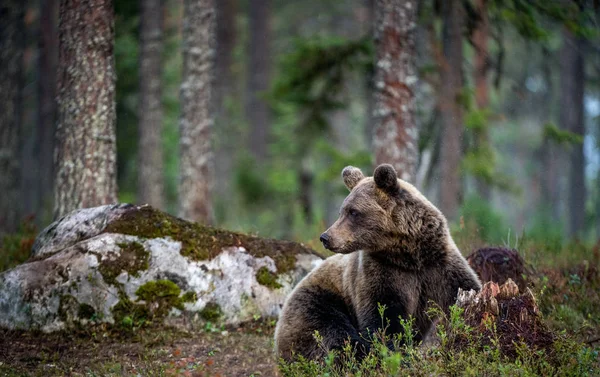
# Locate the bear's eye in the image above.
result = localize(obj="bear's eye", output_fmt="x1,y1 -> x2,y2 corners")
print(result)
348,209 -> 359,218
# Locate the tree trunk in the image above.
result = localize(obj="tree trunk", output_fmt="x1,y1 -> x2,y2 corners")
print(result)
137,0 -> 165,209
559,28 -> 586,238
37,0 -> 59,223
179,0 -> 215,224
439,0 -> 464,221
372,0 -> 419,183
246,0 -> 272,162
472,0 -> 491,200
213,0 -> 237,221
54,0 -> 118,219
215,0 -> 236,114
0,1 -> 24,235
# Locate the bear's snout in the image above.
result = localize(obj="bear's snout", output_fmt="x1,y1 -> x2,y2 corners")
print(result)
320,233 -> 332,249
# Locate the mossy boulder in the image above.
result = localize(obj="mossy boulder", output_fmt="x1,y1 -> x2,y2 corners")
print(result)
0,204 -> 322,332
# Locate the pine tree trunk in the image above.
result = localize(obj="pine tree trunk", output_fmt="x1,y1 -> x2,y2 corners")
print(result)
438,0 -> 464,221
214,0 -> 237,218
560,28 -> 586,238
372,0 -> 419,183
215,0 -> 236,114
0,1 -> 24,235
179,0 -> 215,224
472,0 -> 491,200
54,0 -> 118,219
138,0 -> 165,210
37,0 -> 59,223
246,0 -> 272,162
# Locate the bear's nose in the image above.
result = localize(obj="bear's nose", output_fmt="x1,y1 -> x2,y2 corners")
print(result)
320,233 -> 331,249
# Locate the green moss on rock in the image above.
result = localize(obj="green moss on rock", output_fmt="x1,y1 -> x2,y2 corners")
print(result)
136,280 -> 184,311
78,303 -> 96,319
199,302 -> 222,322
256,266 -> 283,289
103,206 -> 317,274
111,293 -> 150,328
98,241 -> 149,286
181,291 -> 197,303
58,295 -> 79,322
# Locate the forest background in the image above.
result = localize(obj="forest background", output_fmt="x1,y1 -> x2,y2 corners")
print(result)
1,0 -> 599,263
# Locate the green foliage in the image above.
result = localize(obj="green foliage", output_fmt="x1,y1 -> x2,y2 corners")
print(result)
270,36 -> 372,143
456,195 -> 509,246
543,123 -> 584,145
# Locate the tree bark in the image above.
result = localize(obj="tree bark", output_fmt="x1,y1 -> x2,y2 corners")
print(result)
179,0 -> 215,224
137,0 -> 165,210
246,0 -> 272,162
472,0 -> 491,200
36,0 -> 59,222
372,0 -> 419,183
0,0 -> 24,235
559,28 -> 586,238
213,0 -> 237,218
439,0 -> 464,221
54,0 -> 118,219
215,0 -> 236,114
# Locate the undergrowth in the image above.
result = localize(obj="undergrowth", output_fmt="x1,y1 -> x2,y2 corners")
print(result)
279,305 -> 600,377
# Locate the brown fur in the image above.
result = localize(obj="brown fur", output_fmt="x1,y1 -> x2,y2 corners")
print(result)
274,164 -> 481,362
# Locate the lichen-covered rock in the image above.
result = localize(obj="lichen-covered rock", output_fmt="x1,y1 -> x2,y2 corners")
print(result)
0,205 -> 322,332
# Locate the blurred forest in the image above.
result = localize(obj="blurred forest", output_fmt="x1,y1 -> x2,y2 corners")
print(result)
1,0 -> 599,252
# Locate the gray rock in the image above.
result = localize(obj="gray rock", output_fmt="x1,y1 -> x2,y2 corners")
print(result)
0,204 -> 322,332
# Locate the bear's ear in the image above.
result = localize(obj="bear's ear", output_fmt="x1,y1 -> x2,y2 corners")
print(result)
374,164 -> 399,194
342,166 -> 365,191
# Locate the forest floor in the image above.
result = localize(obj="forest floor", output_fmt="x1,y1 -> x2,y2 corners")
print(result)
0,320 -> 279,377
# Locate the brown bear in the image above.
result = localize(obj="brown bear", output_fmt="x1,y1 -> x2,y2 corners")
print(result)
274,164 -> 481,362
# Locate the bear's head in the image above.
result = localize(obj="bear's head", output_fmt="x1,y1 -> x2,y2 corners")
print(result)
320,164 -> 447,257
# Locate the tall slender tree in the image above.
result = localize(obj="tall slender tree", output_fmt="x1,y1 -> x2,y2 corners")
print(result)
138,0 -> 165,209
559,27 -> 586,237
36,0 -> 59,222
0,0 -> 24,234
215,0 -> 237,114
54,0 -> 118,218
438,0 -> 465,221
246,0 -> 272,162
179,0 -> 215,224
371,0 -> 419,183
472,0 -> 491,200
214,0 -> 237,213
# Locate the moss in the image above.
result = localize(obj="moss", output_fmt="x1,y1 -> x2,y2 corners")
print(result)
58,295 -> 79,323
111,293 -> 150,328
98,241 -> 149,286
78,303 -> 96,319
181,291 -> 197,303
199,302 -> 222,322
103,206 -> 317,274
256,266 -> 283,289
